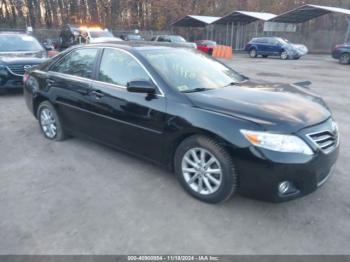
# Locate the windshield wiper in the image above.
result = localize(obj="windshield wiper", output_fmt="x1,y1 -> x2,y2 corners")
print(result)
182,87 -> 211,93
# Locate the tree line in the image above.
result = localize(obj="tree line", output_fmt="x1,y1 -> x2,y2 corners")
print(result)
0,0 -> 349,30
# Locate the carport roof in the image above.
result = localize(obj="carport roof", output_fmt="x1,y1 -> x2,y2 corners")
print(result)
171,15 -> 221,27
270,4 -> 350,24
213,11 -> 277,25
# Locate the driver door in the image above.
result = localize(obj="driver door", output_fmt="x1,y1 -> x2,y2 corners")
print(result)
89,48 -> 167,162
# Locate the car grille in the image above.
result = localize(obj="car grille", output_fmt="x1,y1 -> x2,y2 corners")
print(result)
7,64 -> 30,76
307,125 -> 339,154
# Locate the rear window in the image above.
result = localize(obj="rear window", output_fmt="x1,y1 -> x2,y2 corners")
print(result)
0,35 -> 43,52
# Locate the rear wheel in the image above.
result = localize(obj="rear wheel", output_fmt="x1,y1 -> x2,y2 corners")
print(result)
249,48 -> 257,58
174,135 -> 238,203
262,55 -> 268,58
280,50 -> 289,60
37,101 -> 66,141
339,53 -> 350,65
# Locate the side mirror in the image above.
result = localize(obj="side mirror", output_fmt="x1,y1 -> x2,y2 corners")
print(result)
127,80 -> 156,94
42,43 -> 54,51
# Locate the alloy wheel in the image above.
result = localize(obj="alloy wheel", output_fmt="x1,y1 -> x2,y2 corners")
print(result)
40,108 -> 57,139
281,51 -> 289,60
340,54 -> 350,65
181,147 -> 222,195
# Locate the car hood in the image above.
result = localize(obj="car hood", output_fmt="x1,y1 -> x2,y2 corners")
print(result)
0,52 -> 47,64
186,80 -> 331,132
285,43 -> 308,56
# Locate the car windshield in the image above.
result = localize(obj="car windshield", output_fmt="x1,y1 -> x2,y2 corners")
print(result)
278,38 -> 290,44
140,49 -> 244,92
89,30 -> 114,38
170,36 -> 186,43
203,41 -> 216,46
0,34 -> 43,52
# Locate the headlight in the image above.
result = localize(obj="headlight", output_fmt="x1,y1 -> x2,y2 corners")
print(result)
240,130 -> 313,155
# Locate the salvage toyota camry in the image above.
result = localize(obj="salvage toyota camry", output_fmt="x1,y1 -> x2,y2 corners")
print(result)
23,43 -> 339,203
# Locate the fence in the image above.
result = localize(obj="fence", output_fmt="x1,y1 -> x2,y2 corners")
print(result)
31,25 -> 348,53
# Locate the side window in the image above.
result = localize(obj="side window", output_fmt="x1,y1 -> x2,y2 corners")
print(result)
51,48 -> 98,78
269,38 -> 278,45
98,48 -> 150,87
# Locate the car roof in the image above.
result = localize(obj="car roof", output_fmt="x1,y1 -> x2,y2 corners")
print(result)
78,42 -> 177,51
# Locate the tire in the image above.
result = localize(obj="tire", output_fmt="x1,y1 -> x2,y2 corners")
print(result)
293,56 -> 301,60
37,101 -> 66,141
280,50 -> 289,60
339,53 -> 350,65
262,55 -> 268,58
174,135 -> 238,204
249,48 -> 257,58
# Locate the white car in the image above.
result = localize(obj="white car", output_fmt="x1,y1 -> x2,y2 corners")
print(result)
79,27 -> 123,44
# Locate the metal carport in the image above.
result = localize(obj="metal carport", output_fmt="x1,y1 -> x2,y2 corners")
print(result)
269,4 -> 350,43
171,15 -> 221,41
212,11 -> 277,50
171,15 -> 221,28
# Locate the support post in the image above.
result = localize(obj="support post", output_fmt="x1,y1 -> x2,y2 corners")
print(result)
230,21 -> 234,48
345,17 -> 350,43
226,22 -> 229,45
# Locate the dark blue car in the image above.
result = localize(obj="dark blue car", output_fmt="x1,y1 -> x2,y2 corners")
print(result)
332,43 -> 350,65
245,37 -> 308,60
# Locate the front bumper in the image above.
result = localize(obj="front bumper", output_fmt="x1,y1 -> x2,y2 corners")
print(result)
236,144 -> 339,202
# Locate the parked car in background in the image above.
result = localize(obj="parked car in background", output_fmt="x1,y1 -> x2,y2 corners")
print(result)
120,34 -> 145,41
245,37 -> 308,60
59,25 -> 121,48
332,43 -> 350,65
24,43 -> 339,203
195,40 -> 217,55
152,35 -> 197,48
0,32 -> 47,93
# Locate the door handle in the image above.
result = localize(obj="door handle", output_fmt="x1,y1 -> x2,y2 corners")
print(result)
90,90 -> 104,99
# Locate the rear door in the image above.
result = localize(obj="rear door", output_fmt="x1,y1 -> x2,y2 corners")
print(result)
88,48 -> 167,161
47,47 -> 100,136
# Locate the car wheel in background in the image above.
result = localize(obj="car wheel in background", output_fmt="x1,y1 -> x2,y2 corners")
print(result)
339,53 -> 350,65
249,49 -> 257,58
174,135 -> 238,203
37,101 -> 66,141
262,55 -> 268,58
280,51 -> 289,60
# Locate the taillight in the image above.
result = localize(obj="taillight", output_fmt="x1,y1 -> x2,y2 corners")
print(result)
23,73 -> 30,84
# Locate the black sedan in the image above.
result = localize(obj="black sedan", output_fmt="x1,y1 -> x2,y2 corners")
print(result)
23,43 -> 339,203
332,43 -> 350,64
0,32 -> 47,93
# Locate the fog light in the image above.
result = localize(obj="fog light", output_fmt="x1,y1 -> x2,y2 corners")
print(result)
278,181 -> 290,194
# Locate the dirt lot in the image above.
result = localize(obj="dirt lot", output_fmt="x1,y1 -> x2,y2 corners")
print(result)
0,54 -> 349,254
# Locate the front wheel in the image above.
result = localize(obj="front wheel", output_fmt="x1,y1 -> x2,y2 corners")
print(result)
339,53 -> 350,65
174,135 -> 238,203
280,50 -> 289,60
37,101 -> 66,141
